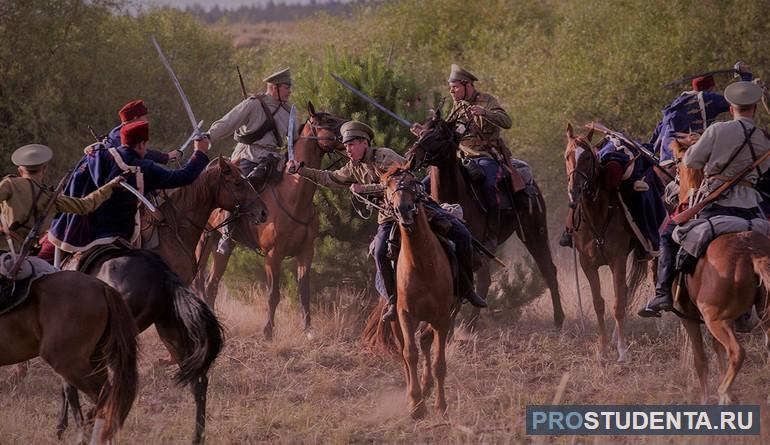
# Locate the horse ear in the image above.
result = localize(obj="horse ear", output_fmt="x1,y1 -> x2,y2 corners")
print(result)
218,156 -> 231,175
586,123 -> 595,142
566,123 -> 575,140
307,101 -> 316,117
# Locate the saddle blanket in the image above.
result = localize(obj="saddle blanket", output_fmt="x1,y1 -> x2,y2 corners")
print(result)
0,254 -> 59,316
672,215 -> 770,258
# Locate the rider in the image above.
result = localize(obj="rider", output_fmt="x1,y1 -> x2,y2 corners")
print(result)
412,64 -> 512,252
639,81 -> 770,318
287,120 -> 487,322
105,99 -> 183,165
1,144 -> 123,261
48,120 -> 211,253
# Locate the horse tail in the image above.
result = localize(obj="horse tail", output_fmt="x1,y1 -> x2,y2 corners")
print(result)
361,299 -> 402,360
752,255 -> 770,319
97,285 -> 139,442
625,248 -> 648,307
165,267 -> 224,385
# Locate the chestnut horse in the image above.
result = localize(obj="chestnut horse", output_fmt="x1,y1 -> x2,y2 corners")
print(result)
406,112 -> 564,329
673,142 -> 770,404
564,124 -> 648,362
1,271 -> 137,444
362,168 -> 456,418
58,157 -> 266,444
197,103 -> 346,340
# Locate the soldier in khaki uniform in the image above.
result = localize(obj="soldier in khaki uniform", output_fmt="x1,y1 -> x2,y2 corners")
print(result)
413,64 -> 512,251
640,81 -> 770,318
0,144 -> 122,260
207,67 -> 298,189
288,121 -> 486,322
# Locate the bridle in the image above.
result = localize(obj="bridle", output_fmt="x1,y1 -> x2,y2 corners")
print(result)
566,136 -> 598,209
384,170 -> 427,228
296,114 -> 347,152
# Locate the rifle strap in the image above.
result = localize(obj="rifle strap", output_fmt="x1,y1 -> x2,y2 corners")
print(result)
714,123 -> 756,176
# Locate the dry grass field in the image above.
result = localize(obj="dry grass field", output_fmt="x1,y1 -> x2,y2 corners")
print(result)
2,252 -> 770,445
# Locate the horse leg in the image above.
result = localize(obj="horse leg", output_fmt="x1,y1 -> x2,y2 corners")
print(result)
155,321 -> 208,445
418,324 -> 434,400
610,259 -> 630,363
711,336 -> 728,383
704,318 -> 744,404
56,382 -> 86,441
398,310 -> 425,419
581,263 -> 609,360
682,319 -> 709,403
521,229 -> 564,330
295,245 -> 314,335
432,325 -> 449,416
204,239 -> 232,310
194,232 -> 215,302
263,251 -> 282,341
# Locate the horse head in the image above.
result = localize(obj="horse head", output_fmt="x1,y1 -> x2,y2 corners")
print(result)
383,167 -> 424,230
564,123 -> 599,208
301,101 -> 348,153
210,157 -> 268,224
406,112 -> 457,171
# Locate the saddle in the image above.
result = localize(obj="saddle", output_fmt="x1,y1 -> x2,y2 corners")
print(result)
0,254 -> 58,316
61,239 -> 134,273
460,157 -> 538,213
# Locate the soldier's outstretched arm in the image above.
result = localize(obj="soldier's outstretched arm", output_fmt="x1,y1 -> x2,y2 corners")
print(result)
54,177 -> 123,214
208,98 -> 263,142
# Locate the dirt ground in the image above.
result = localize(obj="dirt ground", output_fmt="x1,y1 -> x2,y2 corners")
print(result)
2,261 -> 769,445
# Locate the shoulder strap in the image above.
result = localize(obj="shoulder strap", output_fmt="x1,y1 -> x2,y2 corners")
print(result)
108,147 -> 144,194
738,120 -> 760,176
254,95 -> 284,145
10,178 -> 48,232
715,122 -> 756,176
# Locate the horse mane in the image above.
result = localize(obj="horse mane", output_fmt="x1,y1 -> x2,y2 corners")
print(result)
164,159 -> 230,212
381,164 -> 413,182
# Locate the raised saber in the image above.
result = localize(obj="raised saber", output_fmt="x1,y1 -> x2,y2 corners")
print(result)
330,73 -> 413,128
177,120 -> 204,153
150,36 -> 202,138
287,105 -> 296,161
120,182 -> 158,213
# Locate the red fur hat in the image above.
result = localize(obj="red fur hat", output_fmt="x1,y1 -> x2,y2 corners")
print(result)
120,121 -> 149,146
691,75 -> 715,92
118,100 -> 148,122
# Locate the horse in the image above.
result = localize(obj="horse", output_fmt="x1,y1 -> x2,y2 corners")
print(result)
564,124 -> 649,362
673,142 -> 770,404
406,112 -> 565,329
197,102 -> 347,340
0,271 -> 138,444
58,156 -> 266,444
362,168 -> 455,418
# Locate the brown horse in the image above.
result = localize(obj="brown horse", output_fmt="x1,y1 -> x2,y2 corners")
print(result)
674,146 -> 770,404
0,271 -> 137,444
197,103 -> 346,340
362,168 -> 455,418
59,157 -> 267,444
406,112 -> 565,329
564,124 -> 648,362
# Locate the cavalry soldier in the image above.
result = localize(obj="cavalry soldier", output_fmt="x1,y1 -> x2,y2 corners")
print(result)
207,67 -> 297,190
287,120 -> 487,322
105,99 -> 182,165
650,62 -> 752,163
412,64 -> 512,252
48,120 -> 210,252
639,81 -> 770,318
0,145 -> 123,262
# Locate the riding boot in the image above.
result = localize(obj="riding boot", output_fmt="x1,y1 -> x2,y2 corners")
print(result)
484,202 -> 500,252
216,214 -> 234,255
247,165 -> 270,191
638,242 -> 676,317
381,294 -> 397,323
558,229 -> 573,247
459,269 -> 487,308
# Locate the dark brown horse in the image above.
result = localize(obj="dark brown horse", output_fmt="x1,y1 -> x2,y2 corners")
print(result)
362,168 -> 455,418
564,124 -> 648,362
59,157 -> 266,444
0,271 -> 137,444
197,103 -> 346,340
674,146 -> 770,404
407,113 -> 565,329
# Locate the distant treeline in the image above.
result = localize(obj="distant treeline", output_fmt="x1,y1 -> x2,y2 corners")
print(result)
184,1 -> 361,23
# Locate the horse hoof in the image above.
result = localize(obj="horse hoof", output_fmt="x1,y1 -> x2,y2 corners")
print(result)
305,329 -> 316,341
410,403 -> 427,420
263,326 -> 273,341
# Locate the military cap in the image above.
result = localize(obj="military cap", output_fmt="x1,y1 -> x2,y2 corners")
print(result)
724,81 -> 763,106
263,68 -> 292,85
121,121 -> 150,146
341,120 -> 374,144
12,144 -> 53,167
119,99 -> 148,122
448,64 -> 478,83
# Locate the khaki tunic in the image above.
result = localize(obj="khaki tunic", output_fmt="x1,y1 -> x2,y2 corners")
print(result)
208,94 -> 298,163
684,116 -> 770,209
298,146 -> 406,223
447,91 -> 512,158
0,176 -> 113,244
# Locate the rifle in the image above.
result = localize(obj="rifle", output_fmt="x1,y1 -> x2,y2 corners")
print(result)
8,169 -> 73,278
672,148 -> 770,224
237,65 -> 247,99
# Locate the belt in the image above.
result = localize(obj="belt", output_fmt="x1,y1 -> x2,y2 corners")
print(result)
709,174 -> 753,188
